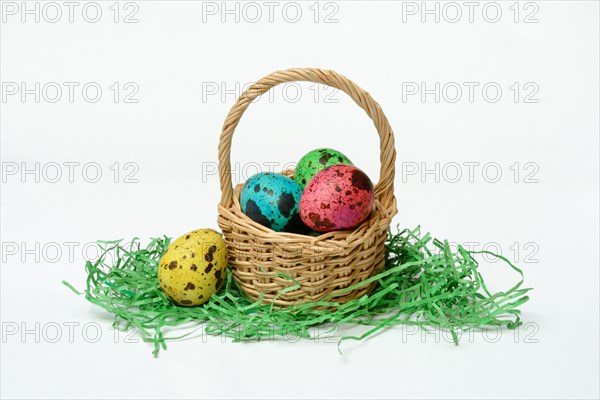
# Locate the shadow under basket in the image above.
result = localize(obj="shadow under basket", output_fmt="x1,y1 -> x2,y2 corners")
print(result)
217,68 -> 398,306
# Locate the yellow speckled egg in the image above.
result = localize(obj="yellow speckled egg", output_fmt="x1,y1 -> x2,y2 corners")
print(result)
158,229 -> 227,307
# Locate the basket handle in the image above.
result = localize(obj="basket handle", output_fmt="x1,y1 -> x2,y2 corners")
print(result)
218,68 -> 396,210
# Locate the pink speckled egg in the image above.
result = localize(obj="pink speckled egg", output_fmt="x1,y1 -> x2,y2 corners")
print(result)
299,165 -> 375,232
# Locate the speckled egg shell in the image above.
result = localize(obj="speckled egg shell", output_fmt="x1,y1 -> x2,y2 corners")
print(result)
241,172 -> 306,233
299,165 -> 375,232
158,229 -> 227,307
294,148 -> 353,188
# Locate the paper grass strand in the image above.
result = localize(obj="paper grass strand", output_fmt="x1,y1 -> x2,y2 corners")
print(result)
63,226 -> 531,356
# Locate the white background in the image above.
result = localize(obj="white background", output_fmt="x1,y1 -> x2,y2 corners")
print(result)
1,1 -> 599,399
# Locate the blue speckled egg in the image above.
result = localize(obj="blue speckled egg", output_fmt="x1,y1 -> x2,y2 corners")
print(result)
240,172 -> 306,233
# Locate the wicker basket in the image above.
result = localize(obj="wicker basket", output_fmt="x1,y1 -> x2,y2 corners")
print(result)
217,68 -> 397,306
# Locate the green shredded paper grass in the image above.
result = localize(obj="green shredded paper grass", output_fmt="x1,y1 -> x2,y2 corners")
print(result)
63,226 -> 531,356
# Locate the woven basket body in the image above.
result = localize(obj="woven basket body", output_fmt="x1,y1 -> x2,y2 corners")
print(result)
217,68 -> 397,306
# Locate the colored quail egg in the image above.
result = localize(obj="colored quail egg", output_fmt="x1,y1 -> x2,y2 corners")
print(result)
240,172 -> 306,233
294,148 -> 353,188
158,229 -> 227,307
299,165 -> 375,232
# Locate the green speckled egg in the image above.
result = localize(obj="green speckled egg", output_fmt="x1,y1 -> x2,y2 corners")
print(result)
294,148 -> 353,188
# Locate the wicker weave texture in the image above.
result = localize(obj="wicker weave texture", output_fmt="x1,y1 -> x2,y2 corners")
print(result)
217,68 -> 397,306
